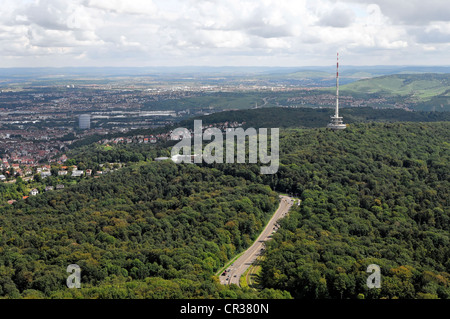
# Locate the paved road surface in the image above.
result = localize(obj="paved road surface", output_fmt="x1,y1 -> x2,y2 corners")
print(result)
220,195 -> 295,286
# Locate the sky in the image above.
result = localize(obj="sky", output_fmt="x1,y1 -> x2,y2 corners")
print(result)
0,0 -> 449,67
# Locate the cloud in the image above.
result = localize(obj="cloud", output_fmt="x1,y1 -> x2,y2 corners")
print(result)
342,0 -> 450,25
0,0 -> 448,67
317,5 -> 356,28
414,23 -> 450,43
83,0 -> 157,16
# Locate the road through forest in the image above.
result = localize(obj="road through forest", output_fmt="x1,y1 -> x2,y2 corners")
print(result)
220,195 -> 295,286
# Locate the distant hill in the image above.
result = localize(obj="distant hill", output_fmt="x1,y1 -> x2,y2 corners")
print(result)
258,66 -> 450,87
3,66 -> 450,88
341,73 -> 450,97
339,73 -> 450,111
185,107 -> 450,130
68,107 -> 450,150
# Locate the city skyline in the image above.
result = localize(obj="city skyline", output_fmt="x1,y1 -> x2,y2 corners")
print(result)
0,0 -> 449,68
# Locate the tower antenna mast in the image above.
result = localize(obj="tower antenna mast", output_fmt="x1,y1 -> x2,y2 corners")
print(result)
336,52 -> 339,118
327,52 -> 346,129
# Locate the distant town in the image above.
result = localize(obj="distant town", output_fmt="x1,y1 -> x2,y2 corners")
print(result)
0,106 -> 246,205
0,75 -> 424,204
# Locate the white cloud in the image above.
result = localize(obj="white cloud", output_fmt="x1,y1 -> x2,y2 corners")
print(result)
0,0 -> 448,67
84,0 -> 158,16
342,0 -> 450,25
317,3 -> 356,28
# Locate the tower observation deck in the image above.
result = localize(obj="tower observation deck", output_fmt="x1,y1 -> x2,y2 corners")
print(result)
327,52 -> 346,130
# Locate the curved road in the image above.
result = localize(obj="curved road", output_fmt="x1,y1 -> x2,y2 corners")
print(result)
220,195 -> 295,286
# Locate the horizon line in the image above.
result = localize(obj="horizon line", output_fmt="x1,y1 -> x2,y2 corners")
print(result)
1,65 -> 450,69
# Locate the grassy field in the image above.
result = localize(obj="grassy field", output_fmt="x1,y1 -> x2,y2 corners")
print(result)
240,258 -> 263,289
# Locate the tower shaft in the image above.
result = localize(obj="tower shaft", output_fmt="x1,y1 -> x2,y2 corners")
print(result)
336,52 -> 339,118
327,52 -> 346,130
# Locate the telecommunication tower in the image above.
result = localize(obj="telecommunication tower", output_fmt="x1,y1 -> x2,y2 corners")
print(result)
327,52 -> 346,130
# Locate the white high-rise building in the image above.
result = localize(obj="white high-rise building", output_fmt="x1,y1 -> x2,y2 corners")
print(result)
79,114 -> 91,129
328,53 -> 346,130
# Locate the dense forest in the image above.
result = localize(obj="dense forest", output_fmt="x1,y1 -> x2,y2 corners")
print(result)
0,162 -> 292,298
67,142 -> 171,170
0,120 -> 448,299
205,122 -> 450,299
67,107 -> 450,150
256,123 -> 449,299
183,107 -> 450,129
